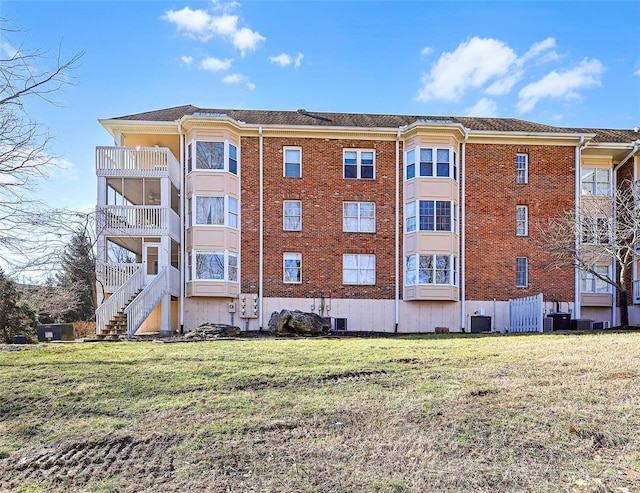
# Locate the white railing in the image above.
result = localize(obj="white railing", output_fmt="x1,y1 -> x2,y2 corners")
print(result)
509,293 -> 544,333
634,280 -> 640,304
169,265 -> 181,296
97,205 -> 166,231
96,146 -> 180,184
125,268 -> 168,338
97,262 -> 142,292
96,267 -> 143,335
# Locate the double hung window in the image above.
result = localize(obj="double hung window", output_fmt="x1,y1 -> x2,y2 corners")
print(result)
516,206 -> 528,236
284,147 -> 302,178
189,196 -> 238,228
405,147 -> 457,179
344,150 -> 375,179
581,168 -> 611,196
283,201 -> 302,231
581,266 -> 610,293
516,154 -> 528,184
343,202 -> 375,232
283,253 -> 302,283
343,254 -> 375,285
405,201 -> 457,233
516,257 -> 528,287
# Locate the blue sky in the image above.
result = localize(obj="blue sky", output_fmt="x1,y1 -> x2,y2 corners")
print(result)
2,0 -> 639,213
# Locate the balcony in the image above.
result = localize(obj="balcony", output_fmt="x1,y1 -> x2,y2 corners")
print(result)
96,146 -> 180,186
97,262 -> 142,293
96,205 -> 180,241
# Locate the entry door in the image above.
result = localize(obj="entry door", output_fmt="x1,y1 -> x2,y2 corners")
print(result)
143,243 -> 160,284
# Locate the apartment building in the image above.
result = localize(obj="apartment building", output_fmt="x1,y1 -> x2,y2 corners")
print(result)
94,106 -> 640,337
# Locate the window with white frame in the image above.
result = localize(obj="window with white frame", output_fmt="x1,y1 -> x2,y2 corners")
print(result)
406,200 -> 457,232
343,202 -> 375,232
406,149 -> 415,179
516,257 -> 528,287
283,252 -> 302,283
284,147 -> 302,178
516,154 -> 528,184
405,254 -> 458,286
516,205 -> 528,236
188,250 -> 238,281
283,201 -> 302,231
405,201 -> 416,233
581,265 -> 610,293
343,254 -> 375,284
189,196 -> 238,228
189,141 -> 238,174
405,147 -> 456,179
581,168 -> 611,196
344,150 -> 375,179
581,217 -> 610,244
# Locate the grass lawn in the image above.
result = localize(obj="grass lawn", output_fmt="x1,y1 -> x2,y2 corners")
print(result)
1,332 -> 639,493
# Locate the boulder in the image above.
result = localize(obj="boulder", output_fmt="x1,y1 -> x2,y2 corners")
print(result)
267,309 -> 331,336
185,323 -> 241,339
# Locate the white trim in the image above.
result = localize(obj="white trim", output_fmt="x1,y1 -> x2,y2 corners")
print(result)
343,149 -> 376,180
283,146 -> 302,178
342,253 -> 376,285
283,252 -> 302,284
342,201 -> 376,233
516,256 -> 529,288
516,205 -> 528,236
516,153 -> 528,184
283,200 -> 302,231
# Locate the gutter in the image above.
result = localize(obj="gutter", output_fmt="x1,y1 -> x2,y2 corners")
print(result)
574,136 -> 587,320
460,127 -> 469,331
259,126 -> 264,330
395,128 -> 401,332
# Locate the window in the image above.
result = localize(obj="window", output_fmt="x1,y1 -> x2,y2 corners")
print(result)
406,149 -> 415,179
283,253 -> 302,283
516,154 -> 528,184
343,254 -> 375,284
582,217 -> 610,244
405,254 -> 458,286
407,200 -> 456,232
581,168 -> 611,196
189,251 -> 238,281
344,150 -> 375,179
516,257 -> 528,287
581,265 -> 610,293
405,147 -> 456,179
516,205 -> 528,236
189,141 -> 238,174
190,196 -> 238,228
283,201 -> 302,231
405,202 -> 416,233
343,202 -> 375,232
284,147 -> 301,178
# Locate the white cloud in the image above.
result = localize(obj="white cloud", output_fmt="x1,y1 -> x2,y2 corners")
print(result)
232,27 -> 266,56
201,56 -> 233,71
417,37 -> 518,102
465,97 -> 498,117
294,52 -> 304,68
270,53 -> 292,67
223,73 -> 255,90
163,5 -> 265,54
635,68 -> 640,76
485,72 -> 523,96
181,55 -> 194,65
517,58 -> 605,113
421,46 -> 433,56
519,37 -> 557,65
1,41 -> 19,58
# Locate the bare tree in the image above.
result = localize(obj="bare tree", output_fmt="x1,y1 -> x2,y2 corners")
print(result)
540,179 -> 639,326
0,18 -> 84,271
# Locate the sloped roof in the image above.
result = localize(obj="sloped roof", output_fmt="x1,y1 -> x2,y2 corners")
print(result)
109,105 -> 639,144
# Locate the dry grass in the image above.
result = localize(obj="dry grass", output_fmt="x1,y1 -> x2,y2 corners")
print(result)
1,332 -> 639,492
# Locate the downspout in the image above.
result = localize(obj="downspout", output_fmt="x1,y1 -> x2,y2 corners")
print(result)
178,122 -> 185,333
574,136 -> 586,320
395,128 -> 401,332
460,128 -> 469,331
611,139 -> 640,326
259,126 -> 264,330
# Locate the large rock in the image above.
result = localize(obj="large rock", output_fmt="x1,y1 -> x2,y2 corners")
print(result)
268,310 -> 331,336
185,323 -> 241,339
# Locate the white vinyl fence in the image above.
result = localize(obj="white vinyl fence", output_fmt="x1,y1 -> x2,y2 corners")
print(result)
509,293 -> 544,333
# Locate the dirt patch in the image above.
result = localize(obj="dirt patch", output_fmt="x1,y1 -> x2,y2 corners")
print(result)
0,434 -> 180,491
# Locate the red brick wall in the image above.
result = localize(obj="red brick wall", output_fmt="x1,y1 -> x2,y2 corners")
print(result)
464,143 -> 575,301
241,136 -> 401,299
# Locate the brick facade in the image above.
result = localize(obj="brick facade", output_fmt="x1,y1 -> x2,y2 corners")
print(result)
465,143 -> 576,301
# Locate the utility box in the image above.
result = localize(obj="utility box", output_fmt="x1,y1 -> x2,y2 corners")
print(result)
36,323 -> 75,342
470,315 -> 491,333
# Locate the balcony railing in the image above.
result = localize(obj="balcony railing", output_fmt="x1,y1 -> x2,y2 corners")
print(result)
96,146 -> 180,185
97,262 -> 143,293
96,205 -> 180,240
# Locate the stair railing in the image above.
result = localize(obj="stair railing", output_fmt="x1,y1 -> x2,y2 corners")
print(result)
95,267 -> 144,335
124,268 -> 168,338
